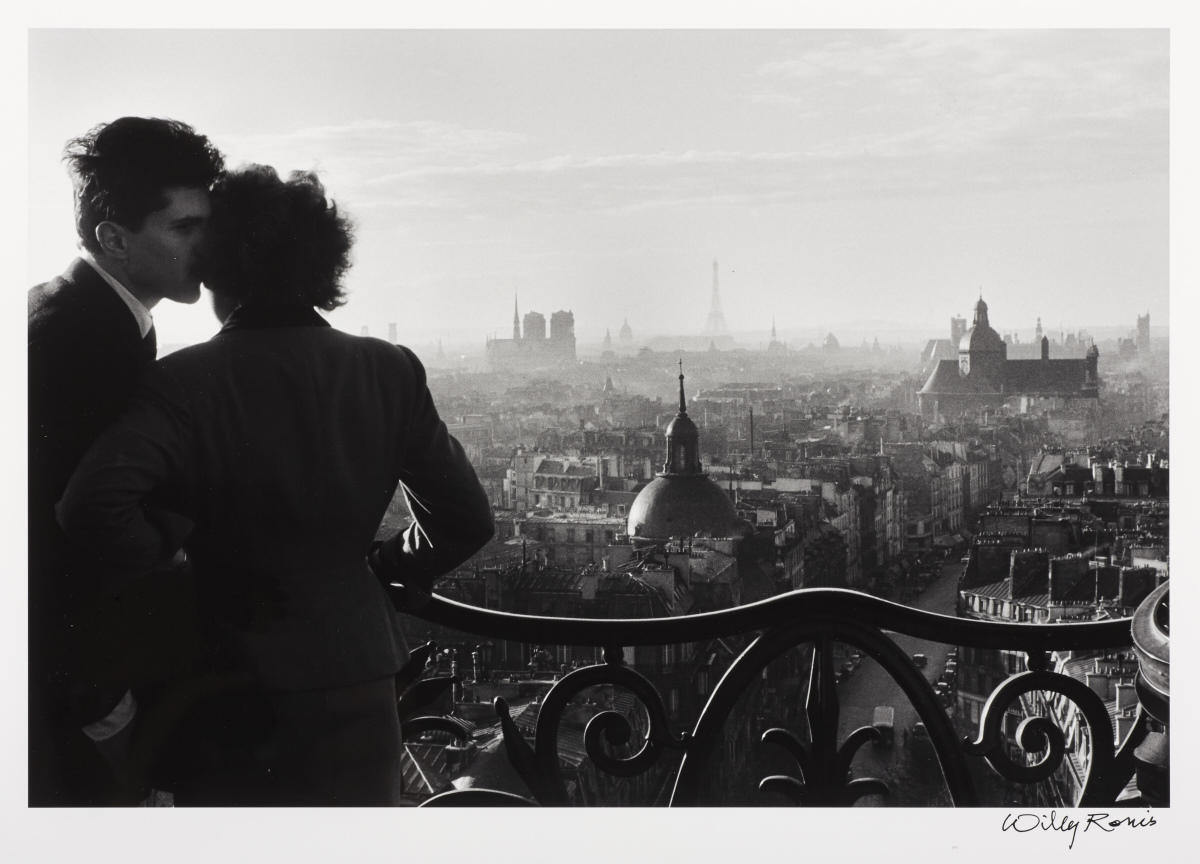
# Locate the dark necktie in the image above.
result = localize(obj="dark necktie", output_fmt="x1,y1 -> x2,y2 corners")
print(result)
142,325 -> 157,363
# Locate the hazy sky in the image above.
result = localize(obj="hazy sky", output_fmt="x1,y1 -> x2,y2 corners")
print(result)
28,29 -> 1168,350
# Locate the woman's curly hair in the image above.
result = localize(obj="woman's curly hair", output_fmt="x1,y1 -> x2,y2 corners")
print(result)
206,164 -> 354,310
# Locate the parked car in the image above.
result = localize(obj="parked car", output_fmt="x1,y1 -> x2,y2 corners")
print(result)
907,720 -> 933,751
912,653 -> 928,669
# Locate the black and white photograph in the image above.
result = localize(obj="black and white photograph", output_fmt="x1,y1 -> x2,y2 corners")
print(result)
11,4 -> 1189,862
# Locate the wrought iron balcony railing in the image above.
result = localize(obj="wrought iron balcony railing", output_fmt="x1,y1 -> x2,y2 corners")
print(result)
399,583 -> 1169,807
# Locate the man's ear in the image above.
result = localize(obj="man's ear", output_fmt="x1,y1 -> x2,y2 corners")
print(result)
95,221 -> 129,260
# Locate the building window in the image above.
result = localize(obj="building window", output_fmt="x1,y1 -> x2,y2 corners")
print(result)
585,530 -> 594,543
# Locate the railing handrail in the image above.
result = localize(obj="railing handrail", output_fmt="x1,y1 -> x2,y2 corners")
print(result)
410,586 -> 1134,651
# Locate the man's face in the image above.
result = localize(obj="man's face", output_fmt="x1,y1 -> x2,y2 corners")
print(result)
121,186 -> 211,306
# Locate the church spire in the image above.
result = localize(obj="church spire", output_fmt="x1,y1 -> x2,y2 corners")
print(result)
678,358 -> 687,413
512,293 -> 520,340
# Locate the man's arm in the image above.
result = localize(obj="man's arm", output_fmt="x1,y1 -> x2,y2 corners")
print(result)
55,368 -> 191,585
369,347 -> 494,605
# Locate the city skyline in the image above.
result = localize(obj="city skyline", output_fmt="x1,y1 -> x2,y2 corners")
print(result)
435,289 -> 1161,353
28,29 -> 1168,352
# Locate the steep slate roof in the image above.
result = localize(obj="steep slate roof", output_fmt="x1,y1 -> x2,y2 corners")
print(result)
965,578 -> 1052,608
1004,359 -> 1090,396
968,579 -> 1012,600
1029,451 -> 1065,477
921,338 -> 956,364
920,357 -> 1094,398
886,445 -> 935,475
1015,591 -> 1051,607
401,743 -> 457,796
506,570 -> 583,594
535,460 -> 597,478
919,360 -> 986,395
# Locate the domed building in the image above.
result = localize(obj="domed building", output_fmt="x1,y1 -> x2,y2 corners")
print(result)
918,295 -> 1100,436
627,364 -> 747,541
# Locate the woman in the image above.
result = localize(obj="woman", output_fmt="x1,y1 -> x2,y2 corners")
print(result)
58,165 -> 494,805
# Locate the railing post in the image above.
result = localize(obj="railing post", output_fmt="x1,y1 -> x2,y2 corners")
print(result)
1131,581 -> 1169,805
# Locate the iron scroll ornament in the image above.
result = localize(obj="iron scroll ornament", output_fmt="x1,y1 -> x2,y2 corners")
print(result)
671,616 -> 976,805
491,647 -> 688,805
411,587 -> 1136,807
962,658 -> 1153,806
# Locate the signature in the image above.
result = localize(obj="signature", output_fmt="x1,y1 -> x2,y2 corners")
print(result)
1001,810 -> 1157,850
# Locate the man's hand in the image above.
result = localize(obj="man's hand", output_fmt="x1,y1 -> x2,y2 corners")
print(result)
390,577 -> 433,613
81,690 -> 149,803
367,541 -> 434,613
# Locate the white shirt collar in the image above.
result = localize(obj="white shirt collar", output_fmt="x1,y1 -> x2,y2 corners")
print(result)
80,251 -> 154,339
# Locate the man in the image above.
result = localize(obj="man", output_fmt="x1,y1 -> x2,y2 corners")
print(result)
57,164 -> 494,805
28,117 -> 224,805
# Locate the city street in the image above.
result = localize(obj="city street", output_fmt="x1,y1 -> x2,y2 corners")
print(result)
835,556 -> 962,806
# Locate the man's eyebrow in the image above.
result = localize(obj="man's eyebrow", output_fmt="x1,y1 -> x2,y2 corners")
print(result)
168,214 -> 206,226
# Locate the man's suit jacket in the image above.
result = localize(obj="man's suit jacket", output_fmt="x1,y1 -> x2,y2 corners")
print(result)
29,259 -> 155,604
29,260 -> 180,704
59,303 -> 494,692
29,258 -> 174,804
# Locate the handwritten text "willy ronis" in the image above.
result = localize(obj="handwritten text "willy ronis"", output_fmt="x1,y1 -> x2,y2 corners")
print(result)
1001,810 -> 1157,849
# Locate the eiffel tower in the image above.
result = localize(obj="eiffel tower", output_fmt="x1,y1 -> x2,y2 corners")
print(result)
702,258 -> 729,337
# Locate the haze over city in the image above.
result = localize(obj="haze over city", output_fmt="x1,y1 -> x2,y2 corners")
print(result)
28,28 -> 1167,353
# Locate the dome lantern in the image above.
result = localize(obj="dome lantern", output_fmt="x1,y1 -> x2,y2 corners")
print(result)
626,363 -> 743,540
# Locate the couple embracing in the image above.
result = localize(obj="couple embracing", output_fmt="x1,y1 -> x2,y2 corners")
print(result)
29,117 -> 494,806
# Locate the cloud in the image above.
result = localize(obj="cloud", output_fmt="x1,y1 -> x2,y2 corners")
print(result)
207,31 -> 1166,224
745,30 -> 1167,169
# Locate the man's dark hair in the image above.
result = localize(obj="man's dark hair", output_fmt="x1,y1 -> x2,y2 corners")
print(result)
205,164 -> 353,311
64,117 -> 225,254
